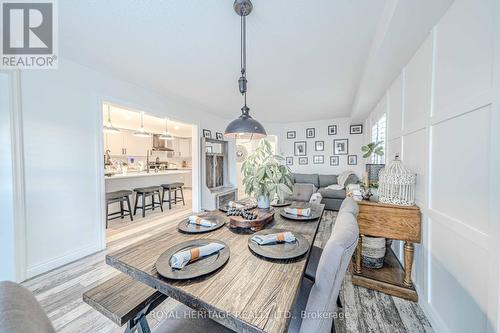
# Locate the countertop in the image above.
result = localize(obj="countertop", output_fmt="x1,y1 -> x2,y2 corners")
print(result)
105,169 -> 191,180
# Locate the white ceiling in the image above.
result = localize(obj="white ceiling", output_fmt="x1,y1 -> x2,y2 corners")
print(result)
104,103 -> 193,137
60,0 -> 452,123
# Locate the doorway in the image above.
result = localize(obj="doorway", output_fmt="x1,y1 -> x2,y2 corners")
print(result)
100,102 -> 197,242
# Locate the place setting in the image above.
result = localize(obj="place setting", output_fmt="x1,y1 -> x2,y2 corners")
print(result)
279,205 -> 321,221
177,214 -> 226,234
248,228 -> 309,260
156,239 -> 230,280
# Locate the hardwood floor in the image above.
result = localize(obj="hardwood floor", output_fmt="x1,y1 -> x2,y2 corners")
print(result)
23,206 -> 433,333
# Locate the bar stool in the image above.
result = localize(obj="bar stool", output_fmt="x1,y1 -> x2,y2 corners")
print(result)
133,186 -> 163,218
161,182 -> 185,209
105,190 -> 133,228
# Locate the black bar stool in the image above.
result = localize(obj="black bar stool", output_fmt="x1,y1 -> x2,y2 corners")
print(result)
105,190 -> 133,228
133,186 -> 163,218
161,182 -> 185,209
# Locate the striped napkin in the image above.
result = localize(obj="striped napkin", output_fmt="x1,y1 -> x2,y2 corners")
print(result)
227,201 -> 245,209
284,207 -> 311,217
251,232 -> 296,245
188,215 -> 216,227
169,243 -> 225,269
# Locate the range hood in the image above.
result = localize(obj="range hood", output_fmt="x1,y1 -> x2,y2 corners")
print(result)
152,134 -> 174,151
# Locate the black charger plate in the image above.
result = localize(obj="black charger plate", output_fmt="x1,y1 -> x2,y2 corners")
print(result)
156,239 -> 229,280
248,229 -> 309,260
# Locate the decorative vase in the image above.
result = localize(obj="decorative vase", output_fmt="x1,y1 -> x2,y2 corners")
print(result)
361,236 -> 386,269
257,195 -> 270,209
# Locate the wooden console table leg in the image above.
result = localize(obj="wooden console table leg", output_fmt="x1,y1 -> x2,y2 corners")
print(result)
354,234 -> 362,274
403,241 -> 414,287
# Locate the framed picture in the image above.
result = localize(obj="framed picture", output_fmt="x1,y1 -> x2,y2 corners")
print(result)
313,155 -> 324,164
306,128 -> 315,138
202,129 -> 212,138
215,132 -> 223,140
298,157 -> 308,165
286,157 -> 293,166
350,124 -> 363,135
330,156 -> 339,166
315,140 -> 324,151
333,139 -> 349,155
328,125 -> 337,135
287,131 -> 296,139
294,141 -> 307,156
348,155 -> 358,165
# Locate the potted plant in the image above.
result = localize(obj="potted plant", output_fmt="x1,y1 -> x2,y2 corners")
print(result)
241,139 -> 293,209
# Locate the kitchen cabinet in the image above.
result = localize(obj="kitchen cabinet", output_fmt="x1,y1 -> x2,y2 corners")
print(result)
105,132 -> 125,156
178,138 -> 191,157
104,131 -> 151,156
166,137 -> 191,157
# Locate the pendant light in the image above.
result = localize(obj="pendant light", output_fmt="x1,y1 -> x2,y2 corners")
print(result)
133,111 -> 152,137
159,118 -> 174,140
224,0 -> 266,139
103,105 -> 120,133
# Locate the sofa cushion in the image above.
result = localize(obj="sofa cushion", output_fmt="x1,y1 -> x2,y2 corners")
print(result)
318,174 -> 338,187
286,183 -> 316,202
318,187 -> 346,199
293,173 -> 319,188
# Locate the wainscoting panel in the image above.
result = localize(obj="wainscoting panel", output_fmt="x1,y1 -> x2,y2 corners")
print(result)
387,72 -> 404,140
429,215 -> 488,333
433,0 -> 494,116
430,106 -> 491,234
403,35 -> 432,134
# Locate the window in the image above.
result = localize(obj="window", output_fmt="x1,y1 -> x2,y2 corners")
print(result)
371,114 -> 386,164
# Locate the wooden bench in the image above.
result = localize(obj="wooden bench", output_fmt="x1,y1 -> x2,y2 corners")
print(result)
83,273 -> 167,333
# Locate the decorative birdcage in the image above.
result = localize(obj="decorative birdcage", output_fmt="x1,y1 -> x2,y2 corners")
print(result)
378,155 -> 416,206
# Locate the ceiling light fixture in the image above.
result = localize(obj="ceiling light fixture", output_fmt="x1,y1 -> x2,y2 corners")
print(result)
224,0 -> 266,140
159,118 -> 174,140
103,105 -> 120,133
133,111 -> 152,137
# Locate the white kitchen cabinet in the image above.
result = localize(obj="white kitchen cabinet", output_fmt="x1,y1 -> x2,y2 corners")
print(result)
183,171 -> 192,187
123,131 -> 151,156
105,132 -> 125,155
104,131 -> 151,156
178,138 -> 191,157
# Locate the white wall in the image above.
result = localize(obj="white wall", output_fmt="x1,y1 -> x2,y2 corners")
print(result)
17,58 -> 235,279
266,117 -> 365,177
364,0 -> 500,331
0,73 -> 16,281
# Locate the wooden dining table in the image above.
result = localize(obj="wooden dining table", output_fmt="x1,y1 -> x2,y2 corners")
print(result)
106,201 -> 325,333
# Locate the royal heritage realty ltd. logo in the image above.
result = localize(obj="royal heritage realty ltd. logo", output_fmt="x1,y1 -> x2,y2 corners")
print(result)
1,0 -> 58,69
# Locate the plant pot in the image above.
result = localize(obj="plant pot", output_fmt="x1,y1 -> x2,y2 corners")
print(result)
257,195 -> 270,209
361,236 -> 386,269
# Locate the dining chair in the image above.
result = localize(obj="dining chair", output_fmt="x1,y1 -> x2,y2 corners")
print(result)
298,209 -> 359,333
0,281 -> 55,333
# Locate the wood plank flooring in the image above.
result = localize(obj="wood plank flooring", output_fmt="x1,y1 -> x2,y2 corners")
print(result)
23,206 -> 433,333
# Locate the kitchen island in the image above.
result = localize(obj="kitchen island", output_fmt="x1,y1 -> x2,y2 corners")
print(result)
105,169 -> 192,212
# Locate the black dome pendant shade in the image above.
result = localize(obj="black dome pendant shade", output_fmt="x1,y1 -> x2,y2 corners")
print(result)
224,105 -> 266,139
224,0 -> 266,139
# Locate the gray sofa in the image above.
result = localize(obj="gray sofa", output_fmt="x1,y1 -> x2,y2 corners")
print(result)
291,173 -> 359,210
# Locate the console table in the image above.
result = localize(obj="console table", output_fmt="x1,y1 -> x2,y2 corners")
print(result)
352,200 -> 421,301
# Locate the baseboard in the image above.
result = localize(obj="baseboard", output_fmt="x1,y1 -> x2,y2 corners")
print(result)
25,242 -> 103,280
415,283 -> 449,333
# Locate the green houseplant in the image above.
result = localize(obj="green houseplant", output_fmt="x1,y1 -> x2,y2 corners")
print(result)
241,139 -> 293,209
361,141 -> 384,159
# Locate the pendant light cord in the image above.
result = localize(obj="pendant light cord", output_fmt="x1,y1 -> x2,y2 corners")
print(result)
241,14 -> 247,107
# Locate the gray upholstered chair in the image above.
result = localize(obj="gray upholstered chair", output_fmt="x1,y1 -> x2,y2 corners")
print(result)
0,281 -> 55,333
299,208 -> 359,333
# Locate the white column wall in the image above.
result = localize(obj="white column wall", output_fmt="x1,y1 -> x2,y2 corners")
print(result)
364,0 -> 500,332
